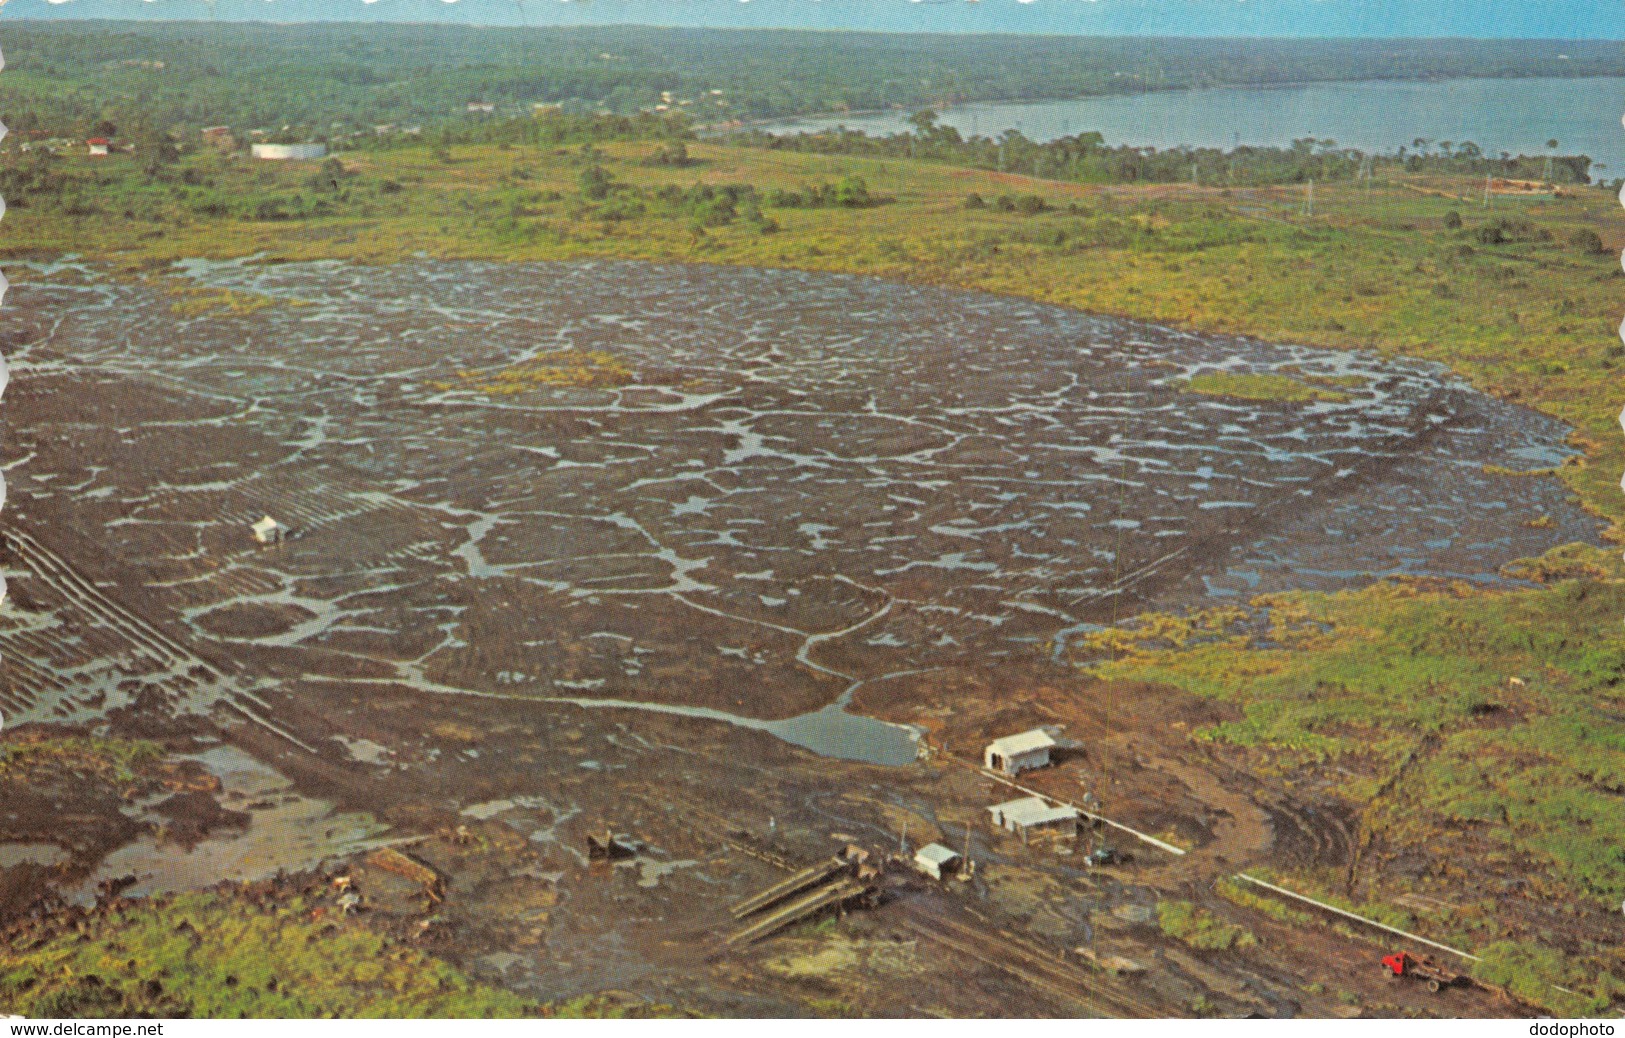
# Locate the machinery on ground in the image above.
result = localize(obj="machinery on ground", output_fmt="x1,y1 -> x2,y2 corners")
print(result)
1382,951 -> 1467,993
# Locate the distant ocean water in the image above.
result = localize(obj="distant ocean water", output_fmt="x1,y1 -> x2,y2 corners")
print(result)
750,76 -> 1625,178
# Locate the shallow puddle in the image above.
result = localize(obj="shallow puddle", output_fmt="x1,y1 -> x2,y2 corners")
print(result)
71,744 -> 390,902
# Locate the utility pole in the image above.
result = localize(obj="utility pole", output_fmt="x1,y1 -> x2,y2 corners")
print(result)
1483,173 -> 1492,208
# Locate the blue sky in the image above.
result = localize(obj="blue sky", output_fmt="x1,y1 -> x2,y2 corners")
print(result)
6,0 -> 1623,39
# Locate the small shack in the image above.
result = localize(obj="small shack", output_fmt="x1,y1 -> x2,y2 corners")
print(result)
913,842 -> 963,881
251,515 -> 286,544
984,728 -> 1057,776
988,796 -> 1080,839
87,138 -> 110,157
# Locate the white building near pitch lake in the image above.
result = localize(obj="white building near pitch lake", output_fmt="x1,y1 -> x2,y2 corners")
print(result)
987,796 -> 1081,839
983,727 -> 1057,777
913,843 -> 963,881
251,515 -> 286,544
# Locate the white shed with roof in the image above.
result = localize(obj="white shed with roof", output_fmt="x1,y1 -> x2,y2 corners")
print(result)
913,842 -> 962,881
251,515 -> 286,544
984,728 -> 1057,776
988,796 -> 1080,837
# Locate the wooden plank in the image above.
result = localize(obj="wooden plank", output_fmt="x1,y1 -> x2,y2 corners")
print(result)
729,856 -> 846,919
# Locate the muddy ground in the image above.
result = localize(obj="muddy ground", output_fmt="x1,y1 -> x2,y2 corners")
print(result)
0,258 -> 1584,1017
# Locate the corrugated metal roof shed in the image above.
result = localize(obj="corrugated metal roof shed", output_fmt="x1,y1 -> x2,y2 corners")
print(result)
987,728 -> 1056,758
988,796 -> 1080,830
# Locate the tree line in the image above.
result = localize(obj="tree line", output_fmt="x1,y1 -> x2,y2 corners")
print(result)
732,111 -> 1597,188
4,21 -> 1623,142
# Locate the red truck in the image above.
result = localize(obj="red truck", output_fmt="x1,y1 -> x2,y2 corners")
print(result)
1382,951 -> 1467,993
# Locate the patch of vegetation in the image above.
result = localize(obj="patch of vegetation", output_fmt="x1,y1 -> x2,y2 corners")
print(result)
764,176 -> 884,210
1215,877 -> 1315,927
437,350 -> 633,396
1157,899 -> 1257,952
0,891 -> 679,1019
1473,941 -> 1625,1017
0,735 -> 165,787
0,892 -> 531,1018
164,284 -> 285,319
1180,370 -> 1351,404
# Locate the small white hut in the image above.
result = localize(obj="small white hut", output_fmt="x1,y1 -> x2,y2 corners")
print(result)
251,515 -> 286,544
988,796 -> 1080,838
984,728 -> 1057,776
913,843 -> 963,881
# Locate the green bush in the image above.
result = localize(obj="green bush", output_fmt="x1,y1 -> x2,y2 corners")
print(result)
1158,899 -> 1257,952
1570,228 -> 1606,255
578,164 -> 614,200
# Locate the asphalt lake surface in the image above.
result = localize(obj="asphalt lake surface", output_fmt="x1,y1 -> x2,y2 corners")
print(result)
0,259 -> 1601,765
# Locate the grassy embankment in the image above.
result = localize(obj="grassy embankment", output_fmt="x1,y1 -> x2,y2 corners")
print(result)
0,891 -> 536,1018
0,887 -> 682,1018
1080,547 -> 1625,1010
4,138 -> 1624,1008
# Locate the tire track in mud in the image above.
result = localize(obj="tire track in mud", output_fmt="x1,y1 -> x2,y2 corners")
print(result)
896,900 -> 1165,1018
1341,731 -> 1442,896
0,528 -> 311,753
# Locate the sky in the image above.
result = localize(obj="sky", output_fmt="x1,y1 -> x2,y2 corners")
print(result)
3,0 -> 1623,39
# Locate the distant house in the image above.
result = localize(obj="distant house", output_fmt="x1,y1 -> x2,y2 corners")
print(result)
913,843 -> 963,881
86,138 -> 110,157
984,728 -> 1057,777
988,796 -> 1080,839
466,101 -> 496,114
250,142 -> 327,161
251,515 -> 286,544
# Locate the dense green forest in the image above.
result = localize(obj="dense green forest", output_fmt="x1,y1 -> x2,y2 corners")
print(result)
3,21 -> 1624,139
